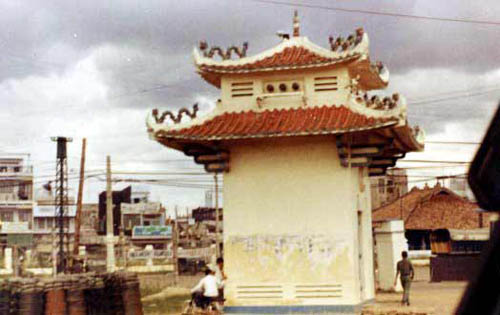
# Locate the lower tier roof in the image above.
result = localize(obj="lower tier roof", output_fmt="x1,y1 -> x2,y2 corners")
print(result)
150,105 -> 399,141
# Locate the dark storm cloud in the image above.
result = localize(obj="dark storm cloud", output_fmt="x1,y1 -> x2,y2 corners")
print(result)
4,0 -> 500,76
2,0 -> 500,127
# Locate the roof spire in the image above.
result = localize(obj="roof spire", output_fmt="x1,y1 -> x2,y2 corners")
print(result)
293,10 -> 300,37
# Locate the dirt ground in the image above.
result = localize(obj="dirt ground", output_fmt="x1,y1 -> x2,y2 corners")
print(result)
140,267 -> 468,314
370,266 -> 468,315
140,273 -> 201,315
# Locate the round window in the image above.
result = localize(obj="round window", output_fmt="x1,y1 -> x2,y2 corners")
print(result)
279,83 -> 287,92
266,84 -> 275,93
292,82 -> 300,91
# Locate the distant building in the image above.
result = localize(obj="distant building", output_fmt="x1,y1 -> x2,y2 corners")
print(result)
191,207 -> 223,223
122,201 -> 165,235
449,177 -> 475,201
33,204 -> 76,236
373,183 -> 489,250
33,188 -> 76,253
79,203 -> 99,244
98,186 -> 166,240
81,203 -> 99,233
98,186 -> 131,236
0,156 -> 34,245
370,168 -> 408,209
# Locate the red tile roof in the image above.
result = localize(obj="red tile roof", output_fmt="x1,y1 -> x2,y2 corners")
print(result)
154,105 -> 398,141
373,184 -> 488,230
197,46 -> 361,73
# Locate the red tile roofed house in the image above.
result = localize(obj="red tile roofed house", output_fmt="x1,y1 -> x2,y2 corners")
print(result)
145,11 -> 424,313
372,183 -> 488,250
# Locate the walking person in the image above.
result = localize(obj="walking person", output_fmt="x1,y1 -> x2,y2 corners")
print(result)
394,251 -> 414,306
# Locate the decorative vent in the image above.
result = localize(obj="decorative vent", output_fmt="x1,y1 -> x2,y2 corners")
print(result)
263,80 -> 303,94
314,76 -> 338,92
231,81 -> 254,98
294,284 -> 343,299
236,285 -> 284,299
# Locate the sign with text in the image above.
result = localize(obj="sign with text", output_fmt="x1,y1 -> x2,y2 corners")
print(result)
128,247 -> 215,260
178,247 -> 216,259
121,202 -> 161,214
132,225 -> 171,239
128,249 -> 172,260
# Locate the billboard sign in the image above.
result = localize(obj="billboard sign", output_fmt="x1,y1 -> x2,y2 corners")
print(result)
132,225 -> 171,239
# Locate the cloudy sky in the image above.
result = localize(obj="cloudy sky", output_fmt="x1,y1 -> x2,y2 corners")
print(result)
1,0 -> 499,213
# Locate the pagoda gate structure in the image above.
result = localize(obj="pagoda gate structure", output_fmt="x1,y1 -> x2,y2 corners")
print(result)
147,12 -> 424,314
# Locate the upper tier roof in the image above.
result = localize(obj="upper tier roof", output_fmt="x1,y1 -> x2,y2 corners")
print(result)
194,31 -> 389,89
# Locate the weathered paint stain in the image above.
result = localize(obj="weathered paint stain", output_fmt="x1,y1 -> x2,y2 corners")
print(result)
225,234 -> 355,306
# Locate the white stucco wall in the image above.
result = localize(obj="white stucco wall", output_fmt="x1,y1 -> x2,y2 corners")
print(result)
374,220 -> 407,292
220,67 -> 351,113
223,136 -> 374,307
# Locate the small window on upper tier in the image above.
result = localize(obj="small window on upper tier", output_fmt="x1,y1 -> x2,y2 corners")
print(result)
314,76 -> 338,92
231,81 -> 254,98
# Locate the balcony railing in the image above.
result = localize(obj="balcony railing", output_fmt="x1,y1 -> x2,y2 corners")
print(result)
0,165 -> 34,177
1,222 -> 30,233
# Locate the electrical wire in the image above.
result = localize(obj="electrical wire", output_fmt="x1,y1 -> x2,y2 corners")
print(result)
247,0 -> 500,26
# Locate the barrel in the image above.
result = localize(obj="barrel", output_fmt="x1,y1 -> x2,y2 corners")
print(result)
18,279 -> 44,315
45,281 -> 66,315
121,273 -> 143,315
0,280 -> 10,315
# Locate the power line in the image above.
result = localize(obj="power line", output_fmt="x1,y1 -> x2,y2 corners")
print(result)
425,141 -> 480,145
399,160 -> 470,164
370,173 -> 468,189
248,0 -> 500,26
411,87 -> 500,106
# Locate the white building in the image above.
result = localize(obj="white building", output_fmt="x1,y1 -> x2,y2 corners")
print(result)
33,204 -> 76,235
0,156 -> 34,237
146,12 -> 424,313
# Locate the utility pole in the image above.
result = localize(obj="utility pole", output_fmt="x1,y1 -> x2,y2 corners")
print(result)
13,245 -> 18,277
72,138 -> 86,266
173,206 -> 179,285
51,136 -> 72,274
214,173 -> 220,258
106,156 -> 116,272
120,227 -> 127,270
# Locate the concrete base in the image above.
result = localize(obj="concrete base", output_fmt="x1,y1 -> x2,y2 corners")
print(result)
225,300 -> 374,314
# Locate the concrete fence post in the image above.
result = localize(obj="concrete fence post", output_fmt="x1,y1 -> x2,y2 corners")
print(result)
374,220 -> 408,292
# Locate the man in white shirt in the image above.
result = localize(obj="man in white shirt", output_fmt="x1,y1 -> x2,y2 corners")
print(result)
191,267 -> 220,309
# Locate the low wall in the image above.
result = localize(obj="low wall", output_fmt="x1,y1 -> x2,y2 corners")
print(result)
409,250 -> 432,259
0,265 -> 174,276
430,254 -> 481,282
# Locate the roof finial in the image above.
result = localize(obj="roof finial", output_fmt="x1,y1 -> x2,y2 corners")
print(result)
293,10 -> 300,37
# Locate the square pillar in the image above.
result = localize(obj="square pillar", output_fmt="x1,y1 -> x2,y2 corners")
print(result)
374,220 -> 408,292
